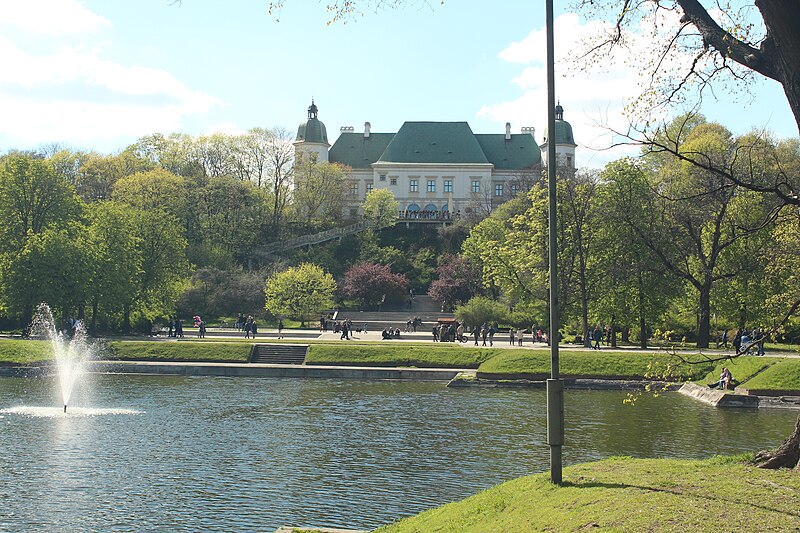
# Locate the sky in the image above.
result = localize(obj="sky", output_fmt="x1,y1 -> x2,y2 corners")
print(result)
0,0 -> 796,168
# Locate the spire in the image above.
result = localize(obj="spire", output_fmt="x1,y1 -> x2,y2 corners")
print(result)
555,100 -> 563,121
307,98 -> 318,119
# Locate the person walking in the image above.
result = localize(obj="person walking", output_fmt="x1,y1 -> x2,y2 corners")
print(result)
251,319 -> 258,338
278,319 -> 284,339
592,326 -> 602,350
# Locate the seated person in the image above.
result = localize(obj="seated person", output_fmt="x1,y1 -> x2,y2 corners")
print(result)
382,328 -> 392,340
710,367 -> 733,390
394,328 -> 401,338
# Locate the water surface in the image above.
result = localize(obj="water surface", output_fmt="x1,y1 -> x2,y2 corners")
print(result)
0,375 -> 795,531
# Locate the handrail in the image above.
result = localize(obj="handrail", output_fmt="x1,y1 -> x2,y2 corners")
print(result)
256,219 -> 374,256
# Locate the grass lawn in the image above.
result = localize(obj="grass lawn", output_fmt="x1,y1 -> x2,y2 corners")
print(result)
739,358 -> 800,391
107,341 -> 250,362
702,356 -> 778,386
477,349 -> 715,381
0,339 -> 53,364
305,344 -> 496,368
375,456 -> 800,532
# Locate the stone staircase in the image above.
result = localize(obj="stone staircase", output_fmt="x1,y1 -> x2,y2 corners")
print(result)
249,344 -> 308,364
334,294 -> 453,326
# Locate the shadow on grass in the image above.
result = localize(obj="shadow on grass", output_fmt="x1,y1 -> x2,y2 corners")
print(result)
562,479 -> 800,519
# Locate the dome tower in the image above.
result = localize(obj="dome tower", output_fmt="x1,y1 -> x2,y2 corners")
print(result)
540,102 -> 577,170
294,99 -> 330,163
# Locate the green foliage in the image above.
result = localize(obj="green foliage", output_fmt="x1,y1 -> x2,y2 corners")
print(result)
264,263 -> 335,324
374,457 -> 800,532
362,188 -> 399,228
455,296 -> 509,328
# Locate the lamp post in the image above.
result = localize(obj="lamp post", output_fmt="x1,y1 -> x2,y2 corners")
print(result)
545,0 -> 564,485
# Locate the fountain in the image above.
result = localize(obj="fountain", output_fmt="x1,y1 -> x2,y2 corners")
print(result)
29,302 -> 96,414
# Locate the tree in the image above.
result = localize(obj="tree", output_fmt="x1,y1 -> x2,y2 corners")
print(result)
362,188 -> 399,228
264,263 -> 336,325
428,254 -> 480,311
0,224 -> 91,322
455,296 -> 508,329
0,153 -> 82,252
595,159 -> 680,348
341,262 -> 408,310
604,119 -> 777,348
577,1 -> 800,135
83,202 -> 143,332
191,176 -> 272,268
177,267 -> 266,319
292,160 -> 350,226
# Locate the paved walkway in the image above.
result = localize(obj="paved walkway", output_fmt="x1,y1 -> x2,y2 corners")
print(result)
169,327 -> 800,358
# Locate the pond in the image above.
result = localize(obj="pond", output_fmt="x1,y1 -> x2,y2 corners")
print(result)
0,375 -> 796,532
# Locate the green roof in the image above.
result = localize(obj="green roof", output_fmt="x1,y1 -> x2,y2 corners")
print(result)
377,122 -> 489,164
329,133 -> 394,169
543,120 -> 576,146
475,133 -> 541,169
296,117 -> 329,145
327,121 -> 543,171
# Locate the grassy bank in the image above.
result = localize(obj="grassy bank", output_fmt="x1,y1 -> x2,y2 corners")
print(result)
375,456 -> 800,532
107,341 -> 250,362
476,349 -> 715,381
305,344 -> 496,368
739,358 -> 800,391
0,339 -> 52,364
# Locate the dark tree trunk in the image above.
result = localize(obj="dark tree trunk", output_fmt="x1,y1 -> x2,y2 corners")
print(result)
90,300 -> 98,334
754,0 -> 800,134
611,314 -> 617,347
123,304 -> 131,334
697,282 -> 712,348
755,414 -> 800,469
638,271 -> 648,348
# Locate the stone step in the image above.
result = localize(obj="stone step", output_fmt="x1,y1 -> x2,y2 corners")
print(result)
250,344 -> 308,365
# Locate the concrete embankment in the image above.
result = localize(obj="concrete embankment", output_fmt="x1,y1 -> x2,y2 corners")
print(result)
679,382 -> 760,408
86,360 -> 464,381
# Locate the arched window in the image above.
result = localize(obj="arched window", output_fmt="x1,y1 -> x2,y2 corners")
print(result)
424,204 -> 437,212
407,203 -> 420,212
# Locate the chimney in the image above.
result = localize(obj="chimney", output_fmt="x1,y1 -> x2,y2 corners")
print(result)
340,126 -> 354,133
505,122 -> 512,140
521,126 -> 535,137
364,121 -> 371,138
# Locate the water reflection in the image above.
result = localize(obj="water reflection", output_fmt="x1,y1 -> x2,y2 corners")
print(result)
0,376 -> 795,532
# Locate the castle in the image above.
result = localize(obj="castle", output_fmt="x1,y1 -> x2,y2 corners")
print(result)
294,100 -> 576,219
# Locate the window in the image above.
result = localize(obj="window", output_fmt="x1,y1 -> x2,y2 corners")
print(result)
471,180 -> 480,193
390,177 -> 397,186
379,174 -> 386,181
350,182 -> 358,196
366,183 -> 374,193
409,179 -> 418,192
511,184 -> 519,195
566,156 -> 573,167
427,179 -> 436,192
444,179 -> 453,193
495,184 -> 503,197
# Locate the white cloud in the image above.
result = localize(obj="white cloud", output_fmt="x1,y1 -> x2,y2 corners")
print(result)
0,2 -> 222,150
478,12 -> 697,168
0,0 -> 111,36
